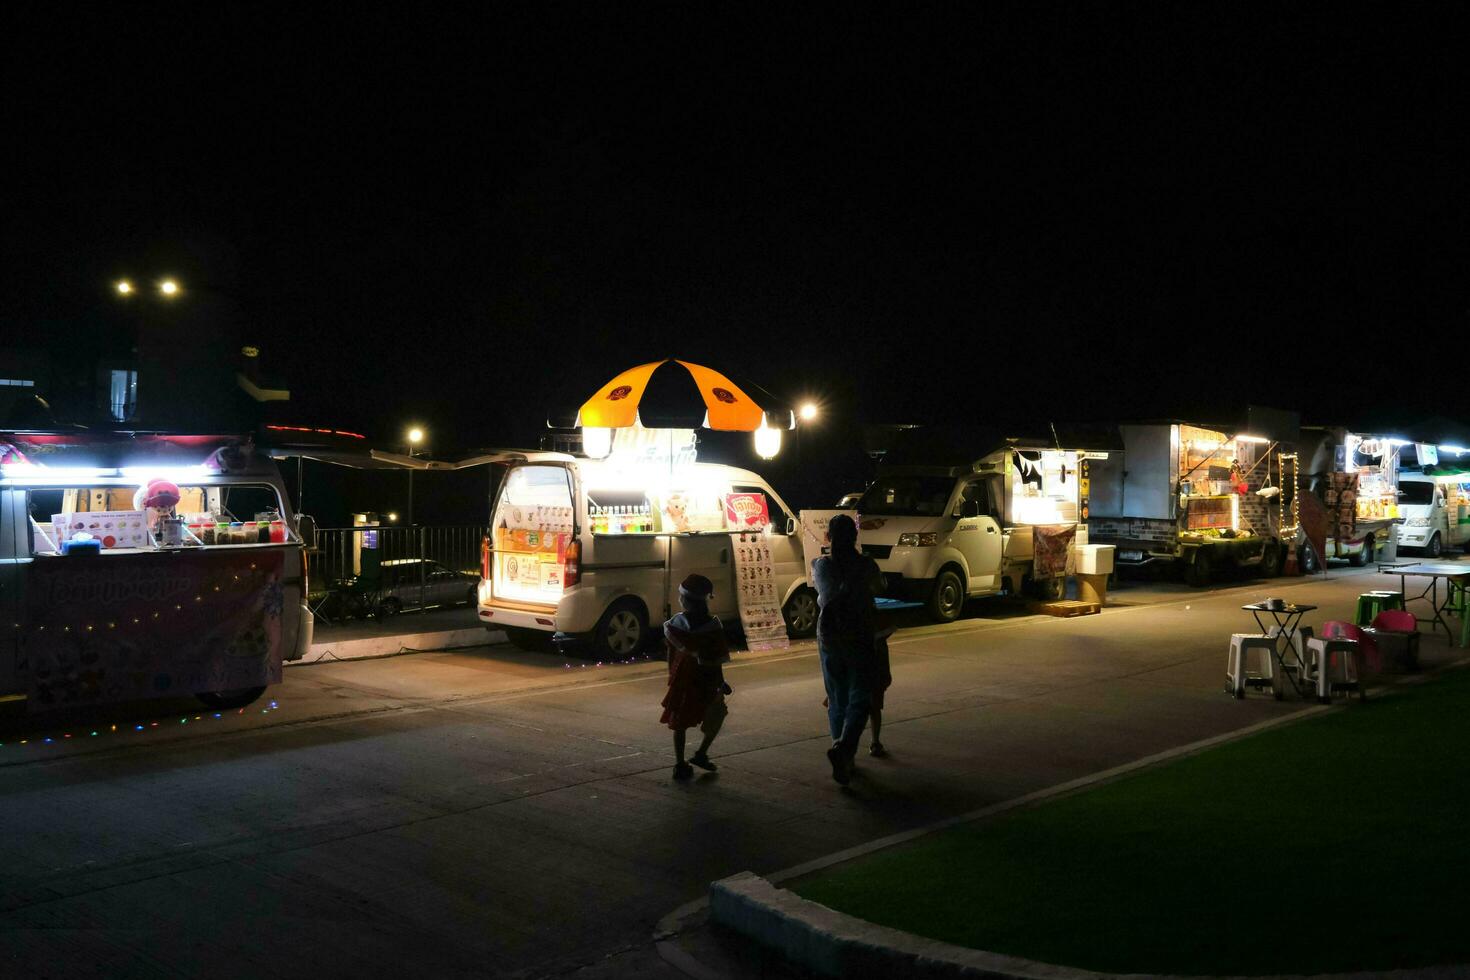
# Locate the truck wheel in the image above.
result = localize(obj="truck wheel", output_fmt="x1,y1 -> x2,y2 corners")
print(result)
1299,544 -> 1321,574
1349,535 -> 1374,567
196,686 -> 267,710
1185,550 -> 1214,587
782,587 -> 819,639
1259,542 -> 1283,577
504,626 -> 552,652
377,597 -> 402,617
927,569 -> 965,623
1426,533 -> 1442,559
593,600 -> 648,660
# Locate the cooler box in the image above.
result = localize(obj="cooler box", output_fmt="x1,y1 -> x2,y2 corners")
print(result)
1074,544 -> 1115,575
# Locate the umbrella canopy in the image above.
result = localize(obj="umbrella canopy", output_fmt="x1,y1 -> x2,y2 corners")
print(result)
575,359 -> 779,432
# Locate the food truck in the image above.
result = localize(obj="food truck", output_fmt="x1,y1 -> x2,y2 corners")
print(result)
472,432 -> 815,658
1299,428 -> 1405,568
851,426 -> 1119,621
0,430 -> 313,713
1397,470 -> 1470,557
1087,423 -> 1289,585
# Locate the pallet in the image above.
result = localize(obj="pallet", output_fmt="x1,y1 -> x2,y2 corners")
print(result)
1030,599 -> 1101,618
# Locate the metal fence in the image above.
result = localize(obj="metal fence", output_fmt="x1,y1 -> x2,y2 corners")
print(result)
306,524 -> 488,622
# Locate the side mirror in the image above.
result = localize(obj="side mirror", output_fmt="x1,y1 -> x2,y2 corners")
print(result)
295,514 -> 317,547
955,499 -> 982,519
785,516 -> 797,535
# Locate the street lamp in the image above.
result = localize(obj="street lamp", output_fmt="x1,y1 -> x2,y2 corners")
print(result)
799,402 -> 819,422
406,427 -> 426,526
158,279 -> 180,297
115,279 -> 135,296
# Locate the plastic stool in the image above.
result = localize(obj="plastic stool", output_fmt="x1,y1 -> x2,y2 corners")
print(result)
1354,592 -> 1405,627
1305,636 -> 1365,703
1226,634 -> 1279,700
1267,624 -> 1313,676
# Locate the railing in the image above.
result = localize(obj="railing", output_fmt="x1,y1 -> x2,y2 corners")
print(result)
305,524 -> 489,623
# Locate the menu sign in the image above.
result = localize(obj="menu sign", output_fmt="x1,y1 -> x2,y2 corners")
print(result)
730,530 -> 788,652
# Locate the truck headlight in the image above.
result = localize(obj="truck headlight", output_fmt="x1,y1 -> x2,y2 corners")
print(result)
897,532 -> 940,547
1406,517 -> 1430,527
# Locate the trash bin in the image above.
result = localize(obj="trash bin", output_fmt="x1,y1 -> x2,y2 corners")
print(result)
1074,544 -> 1116,606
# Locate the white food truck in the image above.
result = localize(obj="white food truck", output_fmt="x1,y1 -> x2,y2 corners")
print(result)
471,446 -> 816,658
1397,471 -> 1470,557
0,430 -> 313,713
852,427 -> 1118,621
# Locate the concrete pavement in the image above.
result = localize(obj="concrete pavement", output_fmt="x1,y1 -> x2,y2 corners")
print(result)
1,564 -> 1464,979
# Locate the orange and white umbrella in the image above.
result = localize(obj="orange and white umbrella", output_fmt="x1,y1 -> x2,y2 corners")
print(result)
575,359 -> 791,458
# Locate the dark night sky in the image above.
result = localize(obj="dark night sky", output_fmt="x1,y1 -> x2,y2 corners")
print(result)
4,6 -> 1466,453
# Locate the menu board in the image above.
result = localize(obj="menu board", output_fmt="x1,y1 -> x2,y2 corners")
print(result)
731,530 -> 788,652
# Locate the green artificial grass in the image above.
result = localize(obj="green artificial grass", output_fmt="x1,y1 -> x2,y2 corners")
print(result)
793,669 -> 1470,976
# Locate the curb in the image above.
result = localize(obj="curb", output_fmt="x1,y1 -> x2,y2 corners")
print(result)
295,627 -> 505,663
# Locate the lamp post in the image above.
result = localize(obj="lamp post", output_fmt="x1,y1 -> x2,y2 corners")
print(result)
406,427 -> 424,526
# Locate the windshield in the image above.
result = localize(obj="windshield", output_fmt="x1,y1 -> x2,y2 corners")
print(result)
858,475 -> 956,517
1399,481 -> 1435,506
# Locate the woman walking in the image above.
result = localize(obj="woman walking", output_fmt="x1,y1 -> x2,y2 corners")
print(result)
812,514 -> 883,784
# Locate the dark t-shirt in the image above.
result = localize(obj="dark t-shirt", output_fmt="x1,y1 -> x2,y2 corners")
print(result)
813,552 -> 882,644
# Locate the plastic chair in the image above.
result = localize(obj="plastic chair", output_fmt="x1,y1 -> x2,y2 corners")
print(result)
1225,633 -> 1279,699
1308,623 -> 1367,703
1367,609 -> 1419,673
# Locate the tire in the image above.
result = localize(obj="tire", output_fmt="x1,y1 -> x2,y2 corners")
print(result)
196,686 -> 267,710
1185,549 -> 1213,587
782,587 -> 819,639
1349,535 -> 1374,567
927,568 -> 965,623
465,586 -> 477,607
1299,544 -> 1321,574
592,600 -> 648,660
1426,533 -> 1443,559
1259,541 -> 1283,577
504,626 -> 552,652
377,597 -> 402,618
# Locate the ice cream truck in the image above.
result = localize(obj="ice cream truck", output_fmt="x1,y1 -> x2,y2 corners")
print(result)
851,426 -> 1120,621
468,440 -> 817,659
0,430 -> 313,713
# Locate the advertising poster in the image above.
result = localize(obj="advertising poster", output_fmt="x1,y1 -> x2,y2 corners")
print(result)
730,530 -> 789,652
723,492 -> 770,530
20,549 -> 286,710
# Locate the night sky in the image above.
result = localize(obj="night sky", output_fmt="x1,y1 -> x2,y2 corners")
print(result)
4,7 -> 1466,455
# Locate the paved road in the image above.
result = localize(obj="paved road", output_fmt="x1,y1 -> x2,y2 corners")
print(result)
2,565 -> 1464,979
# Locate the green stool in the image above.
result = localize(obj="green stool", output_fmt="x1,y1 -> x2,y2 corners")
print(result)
1355,591 -> 1406,627
1447,580 -> 1469,648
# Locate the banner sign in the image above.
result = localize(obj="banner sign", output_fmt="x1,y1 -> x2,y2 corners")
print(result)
730,530 -> 789,652
19,549 -> 285,711
1032,524 -> 1077,579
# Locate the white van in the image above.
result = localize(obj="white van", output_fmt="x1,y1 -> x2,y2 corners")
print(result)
856,437 -> 1105,621
0,431 -> 313,713
475,452 -> 815,658
1398,472 -> 1470,557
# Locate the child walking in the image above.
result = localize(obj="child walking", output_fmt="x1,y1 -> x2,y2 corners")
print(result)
659,574 -> 733,780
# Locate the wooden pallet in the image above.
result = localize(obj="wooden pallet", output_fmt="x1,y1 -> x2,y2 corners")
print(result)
1030,599 -> 1101,618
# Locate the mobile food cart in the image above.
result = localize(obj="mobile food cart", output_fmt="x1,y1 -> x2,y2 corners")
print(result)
0,431 -> 313,713
851,425 -> 1120,620
1087,422 -> 1290,586
1299,428 -> 1405,568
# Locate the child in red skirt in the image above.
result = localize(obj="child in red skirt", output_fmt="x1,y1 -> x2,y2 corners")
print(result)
660,574 -> 732,780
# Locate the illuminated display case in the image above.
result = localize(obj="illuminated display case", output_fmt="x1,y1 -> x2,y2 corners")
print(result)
1008,450 -> 1080,525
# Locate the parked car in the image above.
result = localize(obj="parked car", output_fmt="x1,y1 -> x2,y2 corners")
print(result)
349,558 -> 478,616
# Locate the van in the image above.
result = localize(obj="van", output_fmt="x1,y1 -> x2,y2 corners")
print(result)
0,431 -> 313,713
1398,472 -> 1470,557
854,428 -> 1117,621
475,451 -> 815,658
